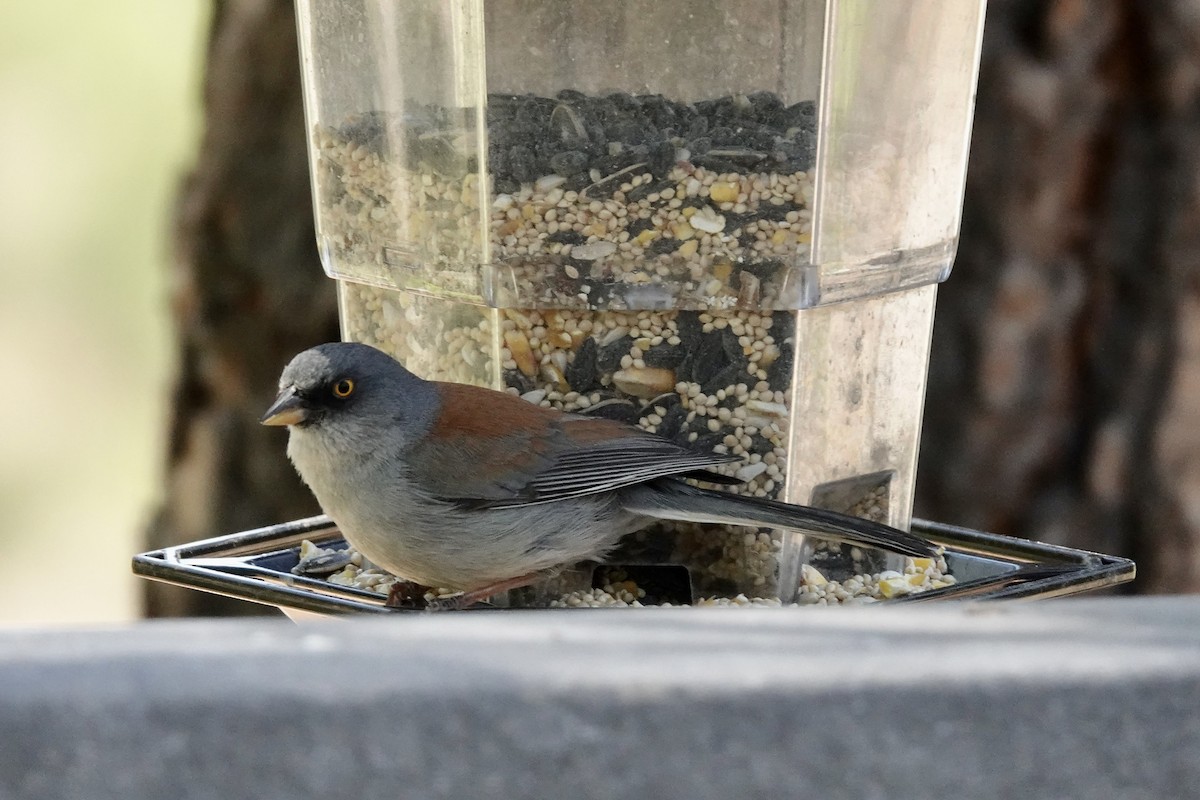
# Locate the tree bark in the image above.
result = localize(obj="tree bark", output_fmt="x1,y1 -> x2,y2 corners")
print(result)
916,0 -> 1200,593
147,0 -> 1200,616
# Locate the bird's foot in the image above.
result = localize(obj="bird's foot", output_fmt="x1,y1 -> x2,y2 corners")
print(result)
421,572 -> 543,612
384,580 -> 432,610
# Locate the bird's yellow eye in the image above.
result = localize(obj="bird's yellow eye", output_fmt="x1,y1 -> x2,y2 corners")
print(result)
332,379 -> 355,398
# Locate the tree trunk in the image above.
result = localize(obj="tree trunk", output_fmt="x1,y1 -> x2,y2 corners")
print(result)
916,0 -> 1200,593
146,0 -> 1200,616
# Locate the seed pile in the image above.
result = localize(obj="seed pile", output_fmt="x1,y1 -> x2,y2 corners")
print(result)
295,539 -> 457,604
795,555 -> 957,605
315,91 -> 816,311
293,539 -> 954,609
485,90 -> 816,191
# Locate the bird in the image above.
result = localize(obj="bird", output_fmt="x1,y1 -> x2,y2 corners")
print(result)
261,342 -> 936,608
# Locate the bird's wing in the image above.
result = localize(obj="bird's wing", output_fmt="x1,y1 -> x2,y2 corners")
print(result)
406,382 -> 738,506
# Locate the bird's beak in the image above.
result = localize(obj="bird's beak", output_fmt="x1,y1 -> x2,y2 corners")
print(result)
260,386 -> 309,426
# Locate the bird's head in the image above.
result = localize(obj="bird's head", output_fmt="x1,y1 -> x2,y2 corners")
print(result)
261,343 -> 438,447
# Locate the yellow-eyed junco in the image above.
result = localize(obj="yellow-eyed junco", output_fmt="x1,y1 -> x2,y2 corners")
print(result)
262,342 -> 934,607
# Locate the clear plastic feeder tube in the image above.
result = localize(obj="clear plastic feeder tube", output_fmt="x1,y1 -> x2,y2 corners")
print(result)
298,0 -> 986,604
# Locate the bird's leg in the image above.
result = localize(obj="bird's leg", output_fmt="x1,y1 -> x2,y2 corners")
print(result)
384,580 -> 433,609
424,572 -> 542,612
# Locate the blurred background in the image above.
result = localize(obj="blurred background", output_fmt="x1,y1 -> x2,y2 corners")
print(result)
5,0 -> 1199,625
0,3 -> 207,624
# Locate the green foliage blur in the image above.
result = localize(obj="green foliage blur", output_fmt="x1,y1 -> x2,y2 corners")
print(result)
0,2 -> 208,623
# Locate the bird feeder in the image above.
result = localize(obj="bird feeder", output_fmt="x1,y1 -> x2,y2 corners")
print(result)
291,0 -> 989,606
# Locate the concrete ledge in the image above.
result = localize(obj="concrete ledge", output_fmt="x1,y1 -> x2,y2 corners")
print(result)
2,598 -> 1199,799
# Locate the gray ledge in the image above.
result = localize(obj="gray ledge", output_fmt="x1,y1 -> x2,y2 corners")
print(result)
3,597 -> 1199,799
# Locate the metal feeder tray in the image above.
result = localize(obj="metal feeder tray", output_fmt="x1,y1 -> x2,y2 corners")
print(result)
133,516 -> 1135,617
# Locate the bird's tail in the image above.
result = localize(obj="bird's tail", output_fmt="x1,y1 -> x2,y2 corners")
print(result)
620,480 -> 936,558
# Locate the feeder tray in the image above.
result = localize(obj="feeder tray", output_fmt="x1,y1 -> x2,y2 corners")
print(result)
133,517 -> 1135,616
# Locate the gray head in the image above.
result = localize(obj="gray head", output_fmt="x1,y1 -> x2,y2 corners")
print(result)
261,343 -> 439,446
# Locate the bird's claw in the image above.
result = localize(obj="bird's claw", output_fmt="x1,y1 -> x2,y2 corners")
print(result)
384,580 -> 431,610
